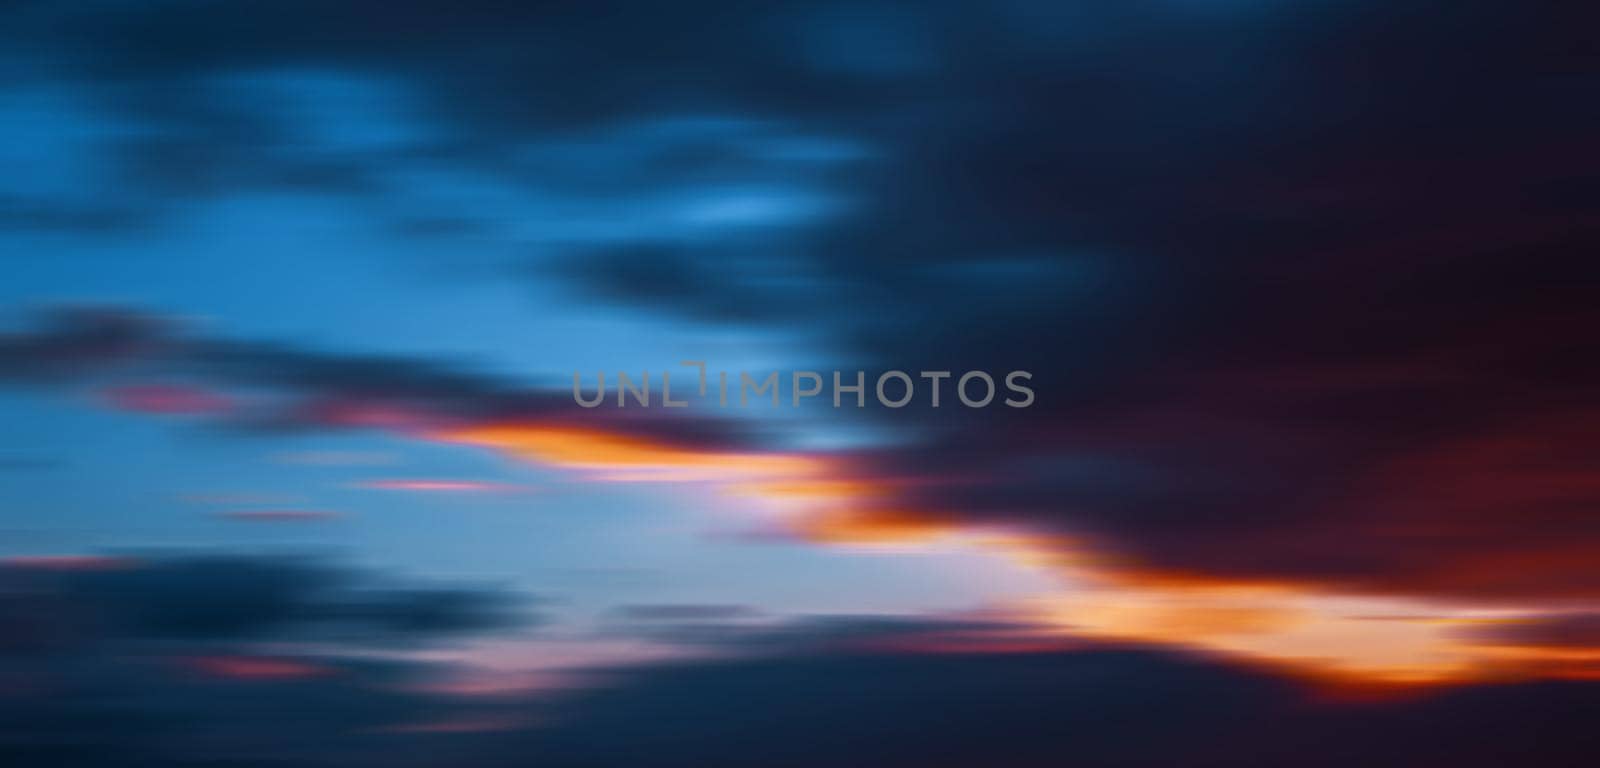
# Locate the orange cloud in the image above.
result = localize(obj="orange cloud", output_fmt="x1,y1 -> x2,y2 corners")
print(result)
434,424 -> 826,483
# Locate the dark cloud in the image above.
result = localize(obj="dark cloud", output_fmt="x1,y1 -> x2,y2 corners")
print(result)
323,1 -> 1600,602
550,242 -> 825,324
1464,613 -> 1600,653
0,554 -> 530,649
0,552 -> 1595,767
0,552 -> 538,767
410,0 -> 1600,602
0,308 -> 173,381
518,631 -> 1597,768
0,306 -> 780,452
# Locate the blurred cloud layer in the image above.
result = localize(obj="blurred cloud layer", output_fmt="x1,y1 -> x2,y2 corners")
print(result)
1,0 -> 1598,765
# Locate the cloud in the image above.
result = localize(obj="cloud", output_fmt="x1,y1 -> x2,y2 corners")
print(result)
0,307 -> 172,381
1467,614 -> 1600,651
0,550 -> 1595,767
0,306 -> 769,450
5,298 -> 1599,680
101,383 -> 232,414
516,625 -> 1598,768
0,553 -> 530,647
549,241 -> 826,324
1454,613 -> 1600,679
0,551 -> 541,766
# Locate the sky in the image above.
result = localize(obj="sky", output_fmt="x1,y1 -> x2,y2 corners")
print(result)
1,1 -> 1597,765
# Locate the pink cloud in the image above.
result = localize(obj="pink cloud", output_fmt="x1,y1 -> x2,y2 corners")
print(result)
1,555 -> 135,571
102,384 -> 232,415
180,655 -> 333,681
